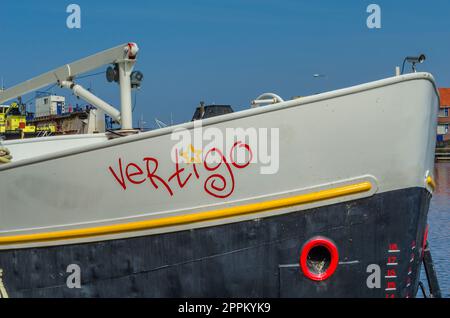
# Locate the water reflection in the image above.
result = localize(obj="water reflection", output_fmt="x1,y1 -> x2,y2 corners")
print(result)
419,162 -> 450,298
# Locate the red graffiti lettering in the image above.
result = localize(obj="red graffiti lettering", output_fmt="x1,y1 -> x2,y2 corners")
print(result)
203,148 -> 235,199
230,141 -> 253,169
109,158 -> 127,190
126,163 -> 146,185
143,157 -> 174,196
108,142 -> 253,199
168,149 -> 193,189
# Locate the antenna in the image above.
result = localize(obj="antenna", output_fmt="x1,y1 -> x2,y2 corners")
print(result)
138,113 -> 147,131
154,118 -> 168,129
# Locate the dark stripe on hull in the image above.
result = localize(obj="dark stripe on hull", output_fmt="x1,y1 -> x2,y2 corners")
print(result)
0,187 -> 430,298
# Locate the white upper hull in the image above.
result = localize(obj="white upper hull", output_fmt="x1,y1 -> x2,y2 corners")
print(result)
0,72 -> 439,249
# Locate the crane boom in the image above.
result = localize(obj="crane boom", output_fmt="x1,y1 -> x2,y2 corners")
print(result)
0,43 -> 139,130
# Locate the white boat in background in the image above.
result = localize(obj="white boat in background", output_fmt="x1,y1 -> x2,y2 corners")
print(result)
0,43 -> 439,298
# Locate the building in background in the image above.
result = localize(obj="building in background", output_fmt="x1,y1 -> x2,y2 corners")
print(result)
35,94 -> 65,117
438,88 -> 450,144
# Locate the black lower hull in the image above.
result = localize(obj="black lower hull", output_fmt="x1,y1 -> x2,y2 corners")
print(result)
0,187 -> 430,298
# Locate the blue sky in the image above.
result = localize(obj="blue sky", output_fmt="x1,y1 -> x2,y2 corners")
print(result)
1,0 -> 450,127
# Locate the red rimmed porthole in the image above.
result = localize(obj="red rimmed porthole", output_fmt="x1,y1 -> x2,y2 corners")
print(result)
300,236 -> 339,281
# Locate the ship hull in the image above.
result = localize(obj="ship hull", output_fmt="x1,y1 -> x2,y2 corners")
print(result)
0,187 -> 429,298
0,73 -> 439,298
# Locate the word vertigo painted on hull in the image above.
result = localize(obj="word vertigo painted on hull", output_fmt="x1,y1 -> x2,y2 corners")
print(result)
108,141 -> 254,199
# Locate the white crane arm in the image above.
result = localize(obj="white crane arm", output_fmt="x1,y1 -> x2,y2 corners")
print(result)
0,43 -> 137,105
0,43 -> 139,130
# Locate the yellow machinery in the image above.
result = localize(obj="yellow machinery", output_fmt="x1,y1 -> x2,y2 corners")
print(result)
36,123 -> 56,133
0,105 -> 8,133
1,101 -> 66,137
23,125 -> 36,133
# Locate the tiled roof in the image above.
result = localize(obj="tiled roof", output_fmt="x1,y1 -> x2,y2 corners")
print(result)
439,88 -> 450,108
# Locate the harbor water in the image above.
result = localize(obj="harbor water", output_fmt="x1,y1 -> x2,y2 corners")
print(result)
419,162 -> 450,298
